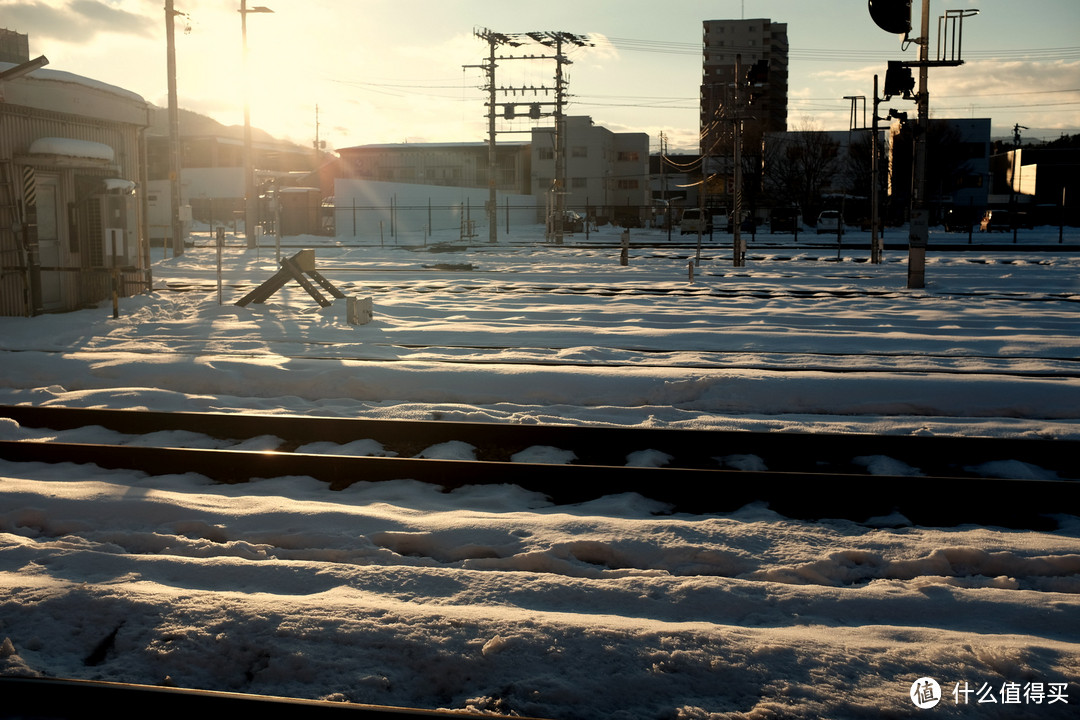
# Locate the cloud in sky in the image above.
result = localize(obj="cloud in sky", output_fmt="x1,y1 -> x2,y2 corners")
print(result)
0,0 -> 154,43
3,1 -> 1076,148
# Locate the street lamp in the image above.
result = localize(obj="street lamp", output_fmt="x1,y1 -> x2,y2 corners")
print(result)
241,1 -> 273,247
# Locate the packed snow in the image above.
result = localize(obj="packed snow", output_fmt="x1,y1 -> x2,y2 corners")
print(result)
1,223 -> 1078,718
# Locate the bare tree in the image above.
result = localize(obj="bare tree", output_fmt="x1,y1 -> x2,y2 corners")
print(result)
763,123 -> 841,219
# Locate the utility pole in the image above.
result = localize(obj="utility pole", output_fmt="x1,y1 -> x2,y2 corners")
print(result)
485,36 -> 497,244
659,132 -> 666,207
732,55 -> 745,267
468,29 -> 591,246
313,104 -> 321,165
165,0 -> 184,257
908,0 -> 930,289
845,93 -> 878,262
552,33 -> 568,244
1010,122 -> 1028,244
467,30 -> 500,244
871,75 -> 883,264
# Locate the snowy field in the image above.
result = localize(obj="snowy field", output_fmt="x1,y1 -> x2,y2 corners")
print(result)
1,224 -> 1078,718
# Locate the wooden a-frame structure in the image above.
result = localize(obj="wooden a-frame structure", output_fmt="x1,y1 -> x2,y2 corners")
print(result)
235,249 -> 345,308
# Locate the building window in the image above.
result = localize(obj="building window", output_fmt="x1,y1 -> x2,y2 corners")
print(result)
572,146 -> 588,158
572,177 -> 587,189
616,151 -> 639,162
538,148 -> 554,160
617,179 -> 639,190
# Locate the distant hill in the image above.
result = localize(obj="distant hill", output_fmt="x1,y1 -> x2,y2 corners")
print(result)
147,105 -> 303,151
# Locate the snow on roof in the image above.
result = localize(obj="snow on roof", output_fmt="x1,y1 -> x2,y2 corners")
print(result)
0,61 -> 145,104
28,137 -> 115,162
102,178 -> 136,193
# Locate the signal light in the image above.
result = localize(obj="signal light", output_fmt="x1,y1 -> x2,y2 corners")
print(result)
883,60 -> 915,100
868,0 -> 912,35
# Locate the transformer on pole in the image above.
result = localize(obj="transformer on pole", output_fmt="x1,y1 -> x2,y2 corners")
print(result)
468,29 -> 592,245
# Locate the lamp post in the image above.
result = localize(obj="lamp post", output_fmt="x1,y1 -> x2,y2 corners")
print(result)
241,1 -> 273,248
165,0 -> 184,256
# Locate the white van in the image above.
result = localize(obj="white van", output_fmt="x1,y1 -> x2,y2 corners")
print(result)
816,210 -> 844,234
680,209 -> 706,234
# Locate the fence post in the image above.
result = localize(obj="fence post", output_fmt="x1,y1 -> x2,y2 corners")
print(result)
216,227 -> 224,305
110,229 -> 119,318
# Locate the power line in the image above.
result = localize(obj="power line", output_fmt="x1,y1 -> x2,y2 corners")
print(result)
599,35 -> 1080,62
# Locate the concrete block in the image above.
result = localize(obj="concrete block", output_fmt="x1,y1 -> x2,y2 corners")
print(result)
347,296 -> 373,325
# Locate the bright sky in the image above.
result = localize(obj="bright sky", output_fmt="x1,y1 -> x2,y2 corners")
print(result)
5,0 -> 1079,153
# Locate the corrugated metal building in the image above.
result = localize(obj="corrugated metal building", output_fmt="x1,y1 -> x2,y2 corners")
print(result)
1,57 -> 150,316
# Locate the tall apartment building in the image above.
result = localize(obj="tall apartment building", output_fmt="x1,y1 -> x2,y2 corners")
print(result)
700,18 -> 789,156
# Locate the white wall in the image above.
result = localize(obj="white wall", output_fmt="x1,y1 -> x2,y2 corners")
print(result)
333,179 -> 537,238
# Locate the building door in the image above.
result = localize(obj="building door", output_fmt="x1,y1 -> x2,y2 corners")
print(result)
35,174 -> 63,310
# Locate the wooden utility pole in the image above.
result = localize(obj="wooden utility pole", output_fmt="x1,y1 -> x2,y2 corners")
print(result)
871,75 -> 883,264
165,0 -> 183,256
732,55 -> 745,267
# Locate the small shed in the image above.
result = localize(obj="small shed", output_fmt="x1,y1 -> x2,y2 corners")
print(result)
0,59 -> 150,315
276,186 -> 322,236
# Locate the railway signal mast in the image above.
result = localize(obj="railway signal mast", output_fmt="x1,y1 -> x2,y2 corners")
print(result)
867,0 -> 977,288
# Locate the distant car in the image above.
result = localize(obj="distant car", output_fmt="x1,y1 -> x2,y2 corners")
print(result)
816,210 -> 844,234
980,210 -> 1010,232
680,208 -> 710,234
553,210 -> 584,233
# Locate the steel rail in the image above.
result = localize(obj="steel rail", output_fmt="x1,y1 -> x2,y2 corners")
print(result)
0,676 -> 539,720
2,347 -> 1075,378
1,405 -> 1077,528
4,404 -> 1079,473
1,438 -> 1076,528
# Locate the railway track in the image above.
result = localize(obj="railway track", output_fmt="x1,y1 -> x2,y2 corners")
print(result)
5,343 -> 1076,377
159,278 -> 1080,304
0,676 -> 530,720
2,405 -> 1077,529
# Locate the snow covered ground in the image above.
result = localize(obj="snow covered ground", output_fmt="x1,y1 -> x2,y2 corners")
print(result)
1,224 -> 1078,718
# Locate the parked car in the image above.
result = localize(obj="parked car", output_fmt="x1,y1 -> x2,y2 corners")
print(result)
552,210 -> 584,233
816,210 -> 844,234
680,208 -> 710,234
